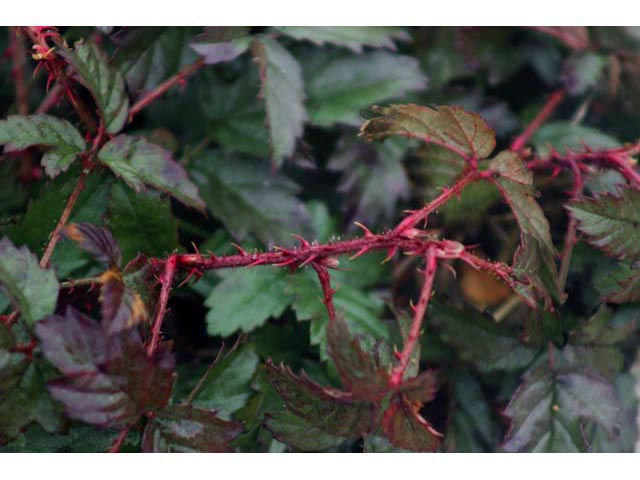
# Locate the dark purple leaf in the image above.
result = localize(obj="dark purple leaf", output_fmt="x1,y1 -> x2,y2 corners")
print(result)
63,223 -> 122,268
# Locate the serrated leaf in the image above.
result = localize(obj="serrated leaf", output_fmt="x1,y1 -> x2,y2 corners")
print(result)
361,104 -> 495,160
60,41 -> 129,134
277,26 -> 410,53
0,237 -> 58,326
0,115 -> 85,178
98,135 -> 204,211
606,269 -> 640,303
327,136 -> 409,227
568,186 -> 640,262
286,269 -> 387,360
304,51 -> 427,127
0,361 -> 65,445
264,361 -> 372,438
107,183 -> 179,265
429,300 -> 537,372
189,152 -> 312,245
413,144 -> 500,226
114,27 -> 200,96
570,305 -> 637,346
99,270 -> 148,335
142,405 -> 242,452
490,151 -> 560,307
35,308 -> 175,429
190,29 -> 251,65
381,395 -> 441,452
532,122 -> 620,157
327,316 -> 390,398
62,223 -> 122,268
197,69 -> 269,156
0,423 -> 122,453
6,168 -> 113,279
251,37 -> 307,167
190,344 -> 259,417
502,366 -> 622,452
205,267 -> 293,337
264,411 -> 346,451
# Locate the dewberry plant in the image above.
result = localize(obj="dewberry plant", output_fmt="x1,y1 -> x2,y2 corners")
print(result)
1,26 -> 640,452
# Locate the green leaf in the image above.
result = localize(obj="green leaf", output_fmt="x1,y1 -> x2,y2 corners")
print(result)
413,144 -> 500,226
0,115 -> 85,178
190,344 -> 260,417
605,269 -> 640,303
0,237 -> 58,326
568,186 -> 640,261
264,361 -> 372,438
304,51 -> 427,127
108,183 -> 179,265
429,300 -> 537,373
6,168 -> 113,279
532,122 -> 620,157
286,269 -> 386,360
205,267 -> 293,337
35,308 -> 175,429
251,37 -> 307,167
326,316 -> 390,398
361,104 -> 495,159
277,26 -> 410,53
142,405 -> 242,452
197,69 -> 269,156
190,28 -> 251,65
562,52 -> 607,96
381,395 -> 441,452
490,151 -> 560,307
327,136 -> 409,227
114,27 -> 200,97
0,361 -> 65,445
60,41 -> 129,134
0,423 -> 121,452
501,365 -> 622,452
264,410 -> 346,451
189,152 -> 312,245
97,135 -> 204,211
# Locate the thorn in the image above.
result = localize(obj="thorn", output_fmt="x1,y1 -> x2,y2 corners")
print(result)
382,246 -> 398,264
273,258 -> 298,268
353,221 -> 374,237
409,299 -> 417,312
291,234 -> 310,248
442,263 -> 457,279
349,246 -> 370,260
190,242 -> 202,259
299,254 -> 318,268
178,268 -> 203,288
231,243 -> 248,256
273,246 -> 294,255
247,258 -> 267,268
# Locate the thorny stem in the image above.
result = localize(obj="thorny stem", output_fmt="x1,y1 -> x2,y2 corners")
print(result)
147,254 -> 178,356
389,247 -> 437,387
313,264 -> 337,325
108,428 -> 130,453
558,158 -> 585,293
39,168 -> 88,269
392,168 -> 481,236
511,89 -> 565,153
128,58 -> 206,122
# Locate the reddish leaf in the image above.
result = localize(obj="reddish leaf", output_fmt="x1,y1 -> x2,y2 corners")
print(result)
63,223 -> 122,268
264,360 -> 372,438
326,316 -> 390,399
35,308 -> 175,429
395,370 -> 439,405
99,270 -> 148,335
381,395 -> 442,452
142,405 -> 242,452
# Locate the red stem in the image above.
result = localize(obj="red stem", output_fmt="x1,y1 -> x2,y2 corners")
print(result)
511,89 -> 565,153
389,247 -> 437,387
392,168 -> 481,236
147,254 -> 177,356
108,428 -> 129,453
36,83 -> 63,114
128,58 -> 205,122
313,264 -> 336,324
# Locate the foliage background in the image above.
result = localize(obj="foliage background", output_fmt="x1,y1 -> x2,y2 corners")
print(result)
1,26 -> 640,452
